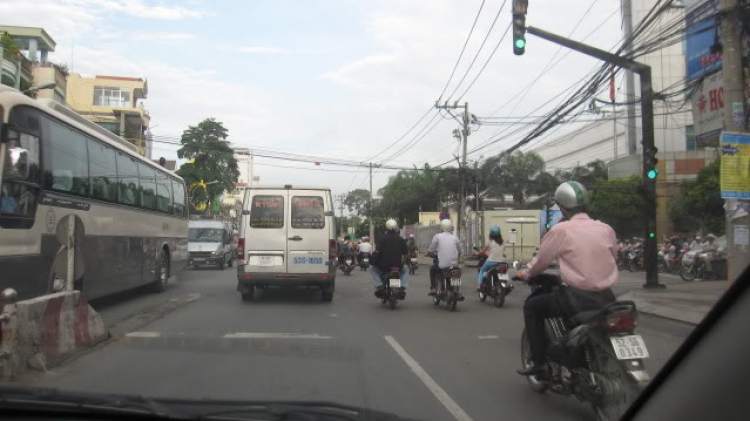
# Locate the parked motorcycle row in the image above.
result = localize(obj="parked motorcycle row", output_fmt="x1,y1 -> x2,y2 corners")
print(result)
617,235 -> 724,282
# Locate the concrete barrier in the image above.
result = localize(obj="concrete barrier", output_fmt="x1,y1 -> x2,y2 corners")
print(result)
0,291 -> 108,380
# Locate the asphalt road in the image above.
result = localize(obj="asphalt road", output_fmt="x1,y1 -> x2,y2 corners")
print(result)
19,265 -> 696,421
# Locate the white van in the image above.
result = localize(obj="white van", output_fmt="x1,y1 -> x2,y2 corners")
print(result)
188,219 -> 235,269
236,185 -> 337,301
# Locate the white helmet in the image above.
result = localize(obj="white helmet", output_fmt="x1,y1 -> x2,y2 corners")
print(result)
440,219 -> 453,232
554,181 -> 589,210
385,219 -> 398,231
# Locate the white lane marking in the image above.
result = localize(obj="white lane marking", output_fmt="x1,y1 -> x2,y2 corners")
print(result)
186,293 -> 201,302
478,335 -> 499,340
221,333 -> 332,339
126,332 -> 161,338
384,336 -> 473,421
330,313 -> 339,317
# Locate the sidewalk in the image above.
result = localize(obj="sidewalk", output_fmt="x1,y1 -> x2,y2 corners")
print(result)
618,281 -> 728,325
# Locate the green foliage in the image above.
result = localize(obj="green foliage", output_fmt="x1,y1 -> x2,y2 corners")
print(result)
377,165 -> 448,226
587,176 -> 646,238
482,151 -> 554,209
0,33 -> 20,61
668,159 -> 724,235
344,189 -> 372,217
176,118 -> 239,214
554,159 -> 608,190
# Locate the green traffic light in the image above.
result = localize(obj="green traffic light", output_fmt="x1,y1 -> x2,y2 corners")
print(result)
515,38 -> 526,49
647,169 -> 658,179
649,232 -> 656,239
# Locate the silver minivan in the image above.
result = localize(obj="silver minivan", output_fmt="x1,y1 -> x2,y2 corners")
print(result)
236,185 -> 337,302
188,219 -> 236,269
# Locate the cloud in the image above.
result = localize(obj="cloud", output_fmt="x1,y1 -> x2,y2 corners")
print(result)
90,0 -> 205,20
239,47 -> 328,55
131,32 -> 196,41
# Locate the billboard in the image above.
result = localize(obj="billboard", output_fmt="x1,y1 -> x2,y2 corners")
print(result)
685,0 -> 721,82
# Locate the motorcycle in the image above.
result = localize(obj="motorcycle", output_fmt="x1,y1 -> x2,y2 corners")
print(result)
433,265 -> 464,312
339,252 -> 355,276
680,251 -> 711,281
478,262 -> 514,308
515,273 -> 649,421
627,249 -> 644,272
377,267 -> 405,310
408,252 -> 419,274
658,245 -> 686,274
358,252 -> 371,271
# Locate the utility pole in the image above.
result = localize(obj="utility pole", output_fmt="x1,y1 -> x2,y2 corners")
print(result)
524,25 -> 662,288
622,0 -> 638,156
368,162 -> 380,245
336,193 -> 346,237
720,0 -> 749,283
434,101 -> 470,250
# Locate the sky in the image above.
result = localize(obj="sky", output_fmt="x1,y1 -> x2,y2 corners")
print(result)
1,0 -> 624,197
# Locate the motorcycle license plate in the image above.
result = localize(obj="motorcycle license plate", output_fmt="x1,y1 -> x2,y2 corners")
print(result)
498,273 -> 509,280
346,260 -> 352,265
410,258 -> 417,263
610,335 -> 649,360
390,279 -> 401,288
193,258 -> 205,262
363,258 -> 369,263
450,278 -> 462,287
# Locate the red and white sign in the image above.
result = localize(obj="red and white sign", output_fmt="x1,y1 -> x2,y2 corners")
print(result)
692,70 -> 725,145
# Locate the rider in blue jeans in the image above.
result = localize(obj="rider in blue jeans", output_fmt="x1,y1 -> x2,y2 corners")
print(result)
476,225 -> 507,289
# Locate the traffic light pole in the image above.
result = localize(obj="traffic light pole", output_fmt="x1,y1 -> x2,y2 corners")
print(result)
525,25 -> 662,288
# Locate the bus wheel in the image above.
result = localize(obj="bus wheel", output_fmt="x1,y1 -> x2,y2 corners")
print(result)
151,249 -> 169,293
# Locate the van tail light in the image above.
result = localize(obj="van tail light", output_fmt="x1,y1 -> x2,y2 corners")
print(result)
605,310 -> 638,331
329,239 -> 337,261
237,238 -> 245,261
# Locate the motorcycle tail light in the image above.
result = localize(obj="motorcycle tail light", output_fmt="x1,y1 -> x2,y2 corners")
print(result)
451,269 -> 462,278
237,238 -> 245,261
498,264 -> 508,274
605,311 -> 638,331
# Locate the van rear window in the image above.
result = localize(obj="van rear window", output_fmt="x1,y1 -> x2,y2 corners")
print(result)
291,196 -> 325,229
250,195 -> 284,228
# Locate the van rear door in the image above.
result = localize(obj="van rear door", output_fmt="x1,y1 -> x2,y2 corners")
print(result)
243,189 -> 287,273
286,191 -> 329,274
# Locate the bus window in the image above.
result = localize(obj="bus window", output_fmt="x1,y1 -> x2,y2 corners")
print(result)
88,139 -> 118,202
116,152 -> 140,207
171,178 -> 186,217
41,116 -> 89,197
155,170 -> 171,213
0,129 -> 41,229
138,163 -> 157,210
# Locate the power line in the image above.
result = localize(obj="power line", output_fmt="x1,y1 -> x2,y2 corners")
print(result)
437,0 -> 487,101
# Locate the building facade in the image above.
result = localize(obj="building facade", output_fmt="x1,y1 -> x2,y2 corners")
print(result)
66,73 -> 150,156
221,147 -> 258,215
0,25 -> 66,102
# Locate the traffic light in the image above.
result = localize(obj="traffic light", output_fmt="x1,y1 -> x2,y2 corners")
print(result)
644,145 -> 659,179
512,0 -> 528,56
649,232 -> 656,239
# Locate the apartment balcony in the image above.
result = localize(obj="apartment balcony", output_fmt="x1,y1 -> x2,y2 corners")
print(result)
0,48 -> 33,89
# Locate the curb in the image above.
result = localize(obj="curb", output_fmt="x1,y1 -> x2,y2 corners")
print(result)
618,291 -> 705,325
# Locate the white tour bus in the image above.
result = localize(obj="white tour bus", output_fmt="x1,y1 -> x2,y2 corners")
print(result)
236,185 -> 336,302
0,86 -> 188,300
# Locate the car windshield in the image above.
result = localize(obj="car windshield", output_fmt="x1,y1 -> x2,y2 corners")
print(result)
189,228 -> 223,243
1,1 -> 747,421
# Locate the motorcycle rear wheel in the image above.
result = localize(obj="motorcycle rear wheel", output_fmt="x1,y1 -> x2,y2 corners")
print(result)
627,261 -> 638,272
493,290 -> 506,308
449,297 -> 457,312
657,260 -> 667,273
590,345 -> 642,421
520,329 -> 548,393
389,298 -> 397,310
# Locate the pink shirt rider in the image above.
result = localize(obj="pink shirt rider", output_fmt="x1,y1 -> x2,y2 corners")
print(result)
522,213 -> 619,292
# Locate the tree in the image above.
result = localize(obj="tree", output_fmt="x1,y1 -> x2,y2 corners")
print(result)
588,176 -> 647,239
176,119 -> 239,215
485,151 -> 554,209
668,159 -> 724,235
344,189 -> 371,217
554,159 -> 608,190
377,166 -> 447,226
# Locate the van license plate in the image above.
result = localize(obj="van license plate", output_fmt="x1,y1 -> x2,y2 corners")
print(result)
610,335 -> 649,360
258,256 -> 274,267
390,279 -> 401,288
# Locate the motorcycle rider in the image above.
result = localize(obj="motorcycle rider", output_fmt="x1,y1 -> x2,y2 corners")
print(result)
339,235 -> 356,267
701,233 -> 719,278
358,237 -> 372,265
370,219 -> 409,298
689,235 -> 703,252
475,225 -> 507,289
426,219 -> 462,296
516,181 -> 619,376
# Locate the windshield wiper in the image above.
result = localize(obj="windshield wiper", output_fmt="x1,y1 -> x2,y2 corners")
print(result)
197,401 -> 406,421
0,386 -> 170,418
